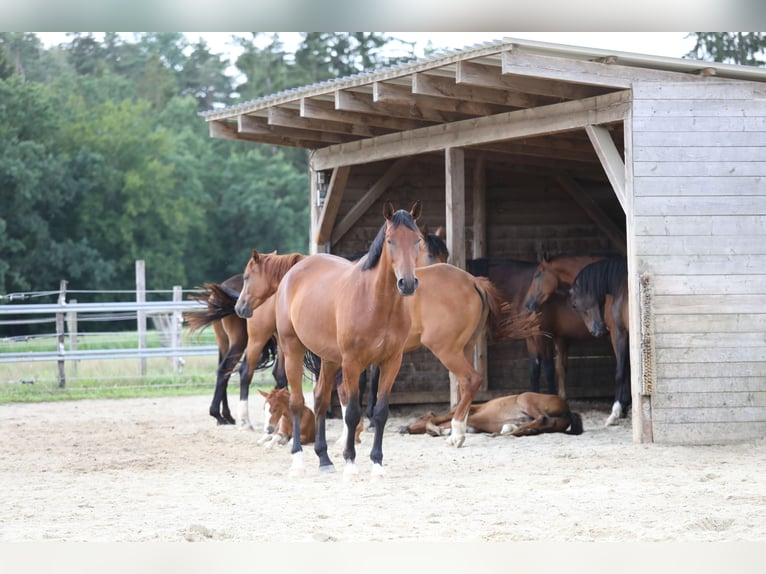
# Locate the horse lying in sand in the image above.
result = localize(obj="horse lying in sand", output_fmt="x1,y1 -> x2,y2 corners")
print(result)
256,387 -> 315,448
400,392 -> 583,437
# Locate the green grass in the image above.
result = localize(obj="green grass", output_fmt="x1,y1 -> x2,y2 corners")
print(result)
0,329 -> 314,404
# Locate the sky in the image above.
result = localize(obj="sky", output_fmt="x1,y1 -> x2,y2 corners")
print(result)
36,32 -> 698,62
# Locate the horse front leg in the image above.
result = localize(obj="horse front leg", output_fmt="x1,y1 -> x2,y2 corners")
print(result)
339,363 -> 364,480
314,362 -> 339,473
367,356 -> 402,477
236,359 -> 253,430
605,331 -> 630,427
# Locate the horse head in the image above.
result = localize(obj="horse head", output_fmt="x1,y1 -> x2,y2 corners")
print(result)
419,224 -> 449,266
235,250 -> 273,318
382,201 -> 422,296
568,281 -> 607,338
259,387 -> 289,434
523,260 -> 560,312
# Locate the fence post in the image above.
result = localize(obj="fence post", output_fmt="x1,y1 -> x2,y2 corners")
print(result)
56,279 -> 68,388
136,260 -> 147,376
67,299 -> 78,377
172,285 -> 183,373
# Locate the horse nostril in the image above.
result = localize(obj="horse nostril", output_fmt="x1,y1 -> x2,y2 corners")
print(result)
397,277 -> 417,295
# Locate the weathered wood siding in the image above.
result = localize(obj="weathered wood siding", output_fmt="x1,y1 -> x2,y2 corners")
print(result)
632,81 -> 766,443
331,155 -> 622,404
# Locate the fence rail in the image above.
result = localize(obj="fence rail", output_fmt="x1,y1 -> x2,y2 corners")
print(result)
0,261 -> 222,389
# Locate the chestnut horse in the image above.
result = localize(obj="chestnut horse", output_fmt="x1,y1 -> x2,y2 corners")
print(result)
185,275 -> 285,427
569,257 -> 630,426
401,391 -> 583,437
256,387 -> 315,448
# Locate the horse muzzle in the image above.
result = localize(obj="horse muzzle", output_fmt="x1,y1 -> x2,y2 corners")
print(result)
397,276 -> 419,296
235,301 -> 252,319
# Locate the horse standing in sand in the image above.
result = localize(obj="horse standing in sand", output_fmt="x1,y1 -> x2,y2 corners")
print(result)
569,257 -> 630,426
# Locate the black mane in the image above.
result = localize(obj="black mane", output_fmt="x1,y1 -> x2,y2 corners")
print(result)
572,257 -> 627,298
362,209 -> 419,271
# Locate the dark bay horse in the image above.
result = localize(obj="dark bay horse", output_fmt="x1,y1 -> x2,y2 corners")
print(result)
246,202 -> 423,478
569,257 -> 630,426
468,258 -> 596,400
401,391 -> 583,437
185,275 -> 285,427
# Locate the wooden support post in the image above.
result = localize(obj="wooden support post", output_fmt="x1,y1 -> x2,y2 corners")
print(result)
56,280 -> 67,388
445,147 -> 465,407
67,299 -> 78,377
472,157 -> 488,393
172,285 -> 183,373
136,260 -> 147,377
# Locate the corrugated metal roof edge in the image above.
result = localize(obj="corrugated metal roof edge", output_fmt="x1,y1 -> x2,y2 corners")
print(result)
200,36 -> 766,120
200,39 -> 514,120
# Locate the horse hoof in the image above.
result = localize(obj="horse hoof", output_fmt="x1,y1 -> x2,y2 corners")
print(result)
342,462 -> 360,481
371,463 -> 385,479
319,464 -> 336,474
446,435 -> 465,448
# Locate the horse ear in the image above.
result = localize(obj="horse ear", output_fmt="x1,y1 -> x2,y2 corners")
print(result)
258,389 -> 267,398
410,200 -> 422,221
434,226 -> 446,240
251,249 -> 260,263
420,223 -> 430,236
383,201 -> 395,220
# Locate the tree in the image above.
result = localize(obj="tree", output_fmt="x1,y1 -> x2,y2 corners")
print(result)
685,32 -> 766,66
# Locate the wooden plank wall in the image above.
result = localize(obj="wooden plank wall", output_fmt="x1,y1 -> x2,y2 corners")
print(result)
632,80 -> 766,443
331,155 -> 623,405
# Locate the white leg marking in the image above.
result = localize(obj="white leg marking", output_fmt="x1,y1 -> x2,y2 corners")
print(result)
605,401 -> 622,427
238,400 -> 252,430
446,417 -> 468,448
342,461 -> 359,481
371,463 -> 385,479
500,423 -> 518,435
335,403 -> 349,447
289,451 -> 305,477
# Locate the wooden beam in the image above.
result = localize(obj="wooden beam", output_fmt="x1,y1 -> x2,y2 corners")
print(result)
459,59 -> 602,100
331,157 -> 413,247
239,113 -> 351,145
446,147 -> 465,408
586,124 -> 628,212
315,166 -> 351,245
335,89 -> 456,123
502,51 -> 701,88
374,80 -> 511,117
269,106 -> 385,138
311,90 -> 630,171
555,175 -> 627,255
413,71 -> 548,108
301,98 -> 427,131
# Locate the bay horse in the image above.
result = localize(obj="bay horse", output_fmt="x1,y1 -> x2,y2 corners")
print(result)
239,202 -> 423,477
235,204 -> 537,476
400,391 -> 583,437
569,257 -> 630,426
256,387 -> 315,448
185,275 -> 285,428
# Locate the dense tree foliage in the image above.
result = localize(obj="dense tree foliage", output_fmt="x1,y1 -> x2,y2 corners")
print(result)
685,32 -> 766,66
0,32 -> 417,299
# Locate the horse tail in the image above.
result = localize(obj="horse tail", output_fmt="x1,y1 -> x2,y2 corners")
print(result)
472,276 -> 543,342
565,411 -> 584,435
303,350 -> 322,379
254,336 -> 279,371
184,282 -> 241,336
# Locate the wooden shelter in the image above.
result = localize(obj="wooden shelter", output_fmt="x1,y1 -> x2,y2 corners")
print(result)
202,37 -> 766,444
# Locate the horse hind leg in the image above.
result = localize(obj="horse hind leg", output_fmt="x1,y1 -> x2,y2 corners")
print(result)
209,349 -> 241,425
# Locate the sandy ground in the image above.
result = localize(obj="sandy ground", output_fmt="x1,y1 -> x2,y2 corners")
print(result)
0,393 -> 764,543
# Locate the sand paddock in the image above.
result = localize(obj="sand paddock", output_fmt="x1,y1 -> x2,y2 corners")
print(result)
0,393 -> 764,542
